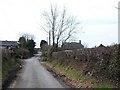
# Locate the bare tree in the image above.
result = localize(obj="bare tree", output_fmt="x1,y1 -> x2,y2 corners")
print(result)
21,33 -> 35,41
41,5 -> 80,50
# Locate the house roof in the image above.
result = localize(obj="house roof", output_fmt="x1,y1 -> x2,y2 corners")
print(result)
62,41 -> 84,50
0,41 -> 18,46
63,42 -> 84,47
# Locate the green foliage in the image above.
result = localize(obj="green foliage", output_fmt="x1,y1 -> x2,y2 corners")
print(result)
42,51 -> 48,57
41,57 -> 48,61
95,83 -> 114,88
18,36 -> 26,48
41,46 -> 53,59
52,44 -> 120,83
18,35 -> 36,57
16,48 -> 30,59
2,48 -> 21,81
26,39 -> 36,56
34,48 -> 39,54
47,46 -> 54,57
41,51 -> 48,61
40,40 -> 48,49
51,60 -> 86,80
49,59 -> 115,88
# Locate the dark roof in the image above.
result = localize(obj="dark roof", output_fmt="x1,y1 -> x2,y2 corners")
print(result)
62,42 -> 84,50
0,41 -> 18,46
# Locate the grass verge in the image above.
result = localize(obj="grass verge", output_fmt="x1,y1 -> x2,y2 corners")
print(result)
47,60 -> 115,88
2,58 -> 21,81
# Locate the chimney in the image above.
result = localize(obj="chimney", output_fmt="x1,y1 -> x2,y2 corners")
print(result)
79,40 -> 81,44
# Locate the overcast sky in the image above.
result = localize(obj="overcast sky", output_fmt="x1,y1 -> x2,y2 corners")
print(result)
0,0 -> 119,48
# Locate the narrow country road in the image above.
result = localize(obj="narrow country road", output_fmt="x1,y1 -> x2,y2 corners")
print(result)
10,52 -> 64,88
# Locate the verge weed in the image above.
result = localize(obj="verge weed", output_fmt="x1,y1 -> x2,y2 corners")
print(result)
49,60 -> 115,88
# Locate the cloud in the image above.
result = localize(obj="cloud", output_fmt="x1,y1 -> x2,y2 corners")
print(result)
0,0 -> 119,47
80,23 -> 118,47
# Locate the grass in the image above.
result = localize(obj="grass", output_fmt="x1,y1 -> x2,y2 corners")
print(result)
2,61 -> 14,79
95,83 -> 115,88
49,60 -> 115,88
2,48 -> 21,82
2,58 -> 21,81
51,60 -> 90,81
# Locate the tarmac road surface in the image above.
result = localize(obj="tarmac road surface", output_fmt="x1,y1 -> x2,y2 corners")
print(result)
10,53 -> 64,88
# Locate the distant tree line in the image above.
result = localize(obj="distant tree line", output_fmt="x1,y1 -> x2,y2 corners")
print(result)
18,34 -> 36,58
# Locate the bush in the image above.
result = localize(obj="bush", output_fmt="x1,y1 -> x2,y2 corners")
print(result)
52,44 -> 120,84
34,48 -> 39,54
16,48 -> 30,59
2,48 -> 21,82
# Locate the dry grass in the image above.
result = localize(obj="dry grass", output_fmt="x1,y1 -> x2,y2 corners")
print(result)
45,60 -> 115,88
